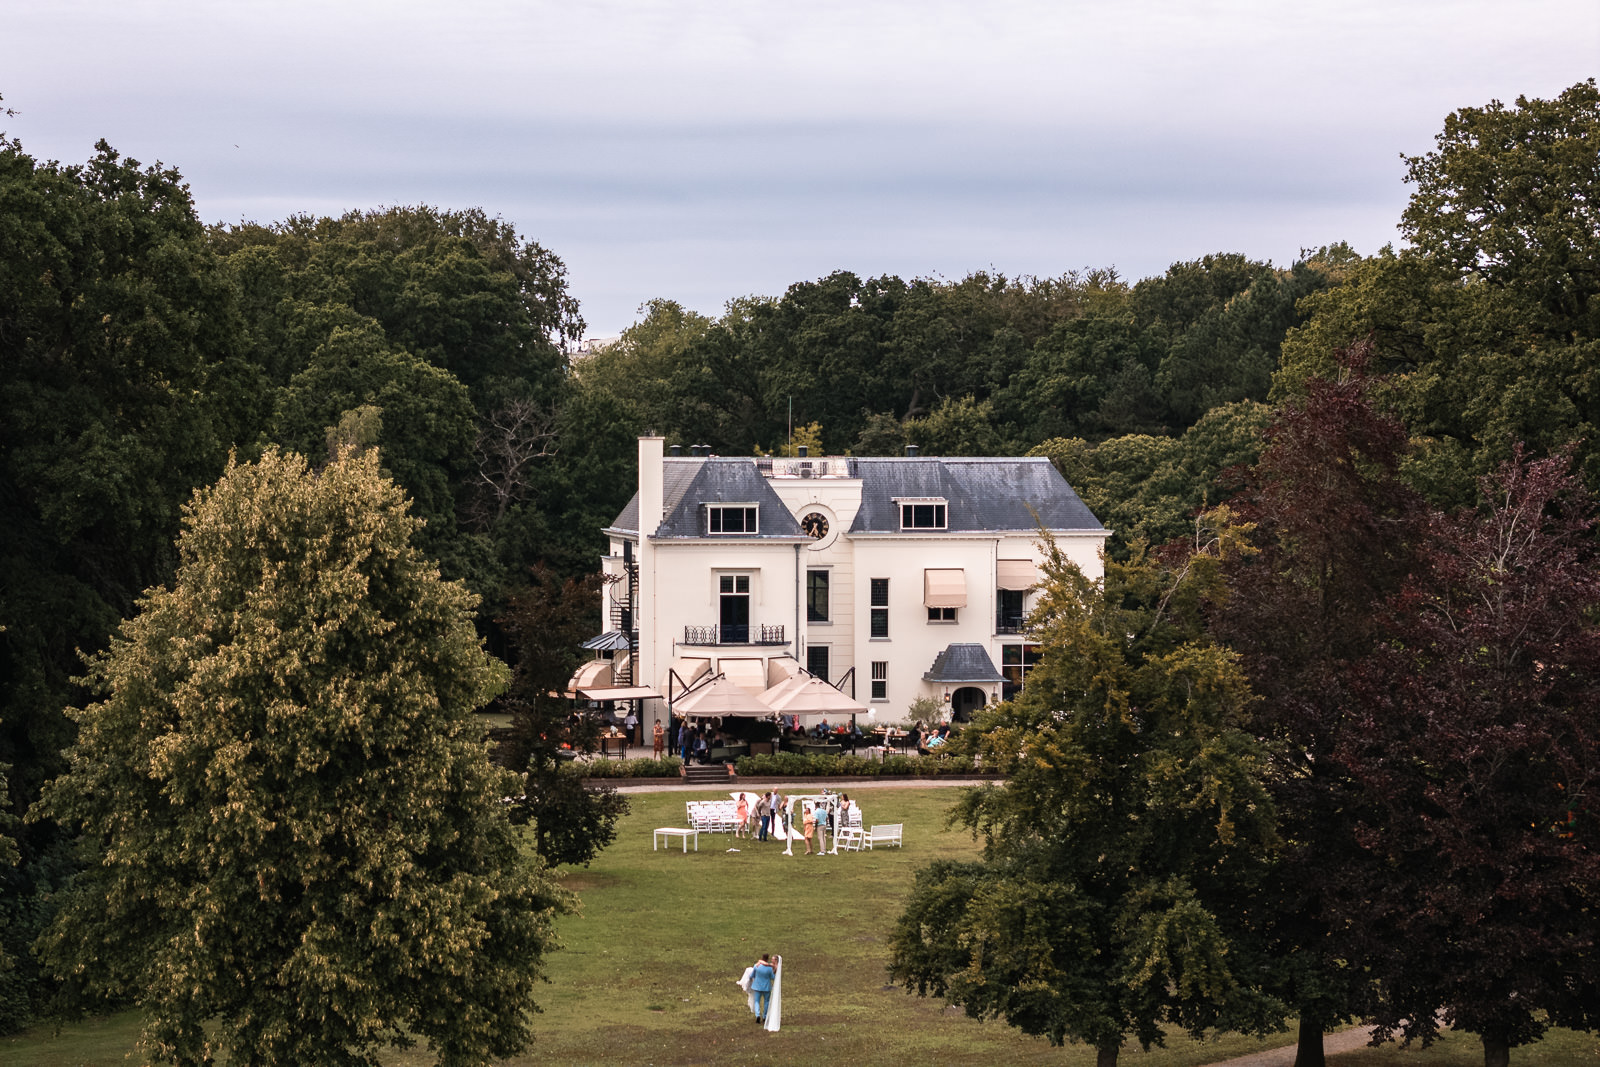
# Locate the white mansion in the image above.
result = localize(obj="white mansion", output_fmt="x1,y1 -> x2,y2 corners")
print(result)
577,436 -> 1107,735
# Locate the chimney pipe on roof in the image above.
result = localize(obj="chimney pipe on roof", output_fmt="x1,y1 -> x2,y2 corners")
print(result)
796,445 -> 808,458
669,444 -> 681,456
905,444 -> 920,457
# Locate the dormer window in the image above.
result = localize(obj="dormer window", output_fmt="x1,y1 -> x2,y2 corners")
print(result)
708,504 -> 758,534
897,499 -> 947,530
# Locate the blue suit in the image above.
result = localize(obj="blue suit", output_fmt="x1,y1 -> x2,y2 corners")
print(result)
750,961 -> 775,1021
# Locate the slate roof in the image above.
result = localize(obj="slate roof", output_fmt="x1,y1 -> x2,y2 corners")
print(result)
922,643 -> 1005,683
849,457 -> 1103,534
609,455 -> 1103,538
607,458 -> 804,540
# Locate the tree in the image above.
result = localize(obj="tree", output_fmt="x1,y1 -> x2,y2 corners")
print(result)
1336,448 -> 1600,1067
889,535 -> 1284,1066
496,566 -> 628,868
1212,346 -> 1429,1066
35,448 -> 567,1066
1277,80 -> 1600,497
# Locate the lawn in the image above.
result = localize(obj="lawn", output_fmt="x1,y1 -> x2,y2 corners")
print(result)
6,784 -> 1598,1065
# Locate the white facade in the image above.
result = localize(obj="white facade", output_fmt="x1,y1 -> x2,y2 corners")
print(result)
597,437 -> 1107,732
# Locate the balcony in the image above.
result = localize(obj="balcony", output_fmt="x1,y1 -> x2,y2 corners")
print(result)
682,624 -> 787,646
995,613 -> 1028,635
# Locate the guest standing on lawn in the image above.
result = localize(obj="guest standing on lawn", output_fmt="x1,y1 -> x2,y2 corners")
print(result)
802,805 -> 817,855
735,793 -> 750,838
756,792 -> 771,841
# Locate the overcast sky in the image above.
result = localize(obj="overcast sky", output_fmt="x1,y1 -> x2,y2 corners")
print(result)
7,1 -> 1596,337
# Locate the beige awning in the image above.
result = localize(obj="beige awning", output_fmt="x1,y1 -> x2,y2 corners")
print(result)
924,568 -> 967,608
718,657 -> 768,692
766,656 -> 802,687
578,685 -> 661,701
569,659 -> 612,691
996,559 -> 1038,591
661,657 -> 711,694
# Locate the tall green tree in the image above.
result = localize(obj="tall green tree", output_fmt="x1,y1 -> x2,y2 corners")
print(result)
889,535 -> 1283,1066
35,448 -> 567,1066
496,565 -> 628,868
1278,80 -> 1600,497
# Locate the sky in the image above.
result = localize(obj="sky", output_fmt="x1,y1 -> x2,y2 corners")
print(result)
6,1 -> 1597,338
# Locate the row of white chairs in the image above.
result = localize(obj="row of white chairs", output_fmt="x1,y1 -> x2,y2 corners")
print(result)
686,800 -> 740,833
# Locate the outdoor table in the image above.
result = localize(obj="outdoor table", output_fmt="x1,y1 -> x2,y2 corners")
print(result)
653,827 -> 699,852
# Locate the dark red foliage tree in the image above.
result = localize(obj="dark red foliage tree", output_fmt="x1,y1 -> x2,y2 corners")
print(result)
1212,343 -> 1430,1066
1338,447 -> 1600,1067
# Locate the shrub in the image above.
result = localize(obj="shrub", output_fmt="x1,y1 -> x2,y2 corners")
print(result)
571,756 -> 683,779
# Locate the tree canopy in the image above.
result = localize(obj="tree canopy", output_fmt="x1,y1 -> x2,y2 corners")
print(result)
34,448 -> 567,1066
889,534 -> 1283,1067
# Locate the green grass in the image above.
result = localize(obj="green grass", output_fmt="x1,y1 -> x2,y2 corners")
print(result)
7,786 -> 1600,1065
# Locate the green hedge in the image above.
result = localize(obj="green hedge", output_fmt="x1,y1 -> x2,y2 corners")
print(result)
569,756 -> 683,779
733,752 -> 979,777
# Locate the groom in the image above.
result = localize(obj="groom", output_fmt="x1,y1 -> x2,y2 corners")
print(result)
750,953 -> 775,1023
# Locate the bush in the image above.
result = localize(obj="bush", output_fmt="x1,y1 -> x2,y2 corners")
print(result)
571,756 -> 683,779
732,752 -> 980,777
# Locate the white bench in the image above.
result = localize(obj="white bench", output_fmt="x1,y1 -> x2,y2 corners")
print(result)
654,827 -> 699,852
862,823 -> 903,849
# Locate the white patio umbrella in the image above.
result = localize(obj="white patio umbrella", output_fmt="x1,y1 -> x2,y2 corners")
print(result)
758,675 -> 867,716
673,673 -> 778,718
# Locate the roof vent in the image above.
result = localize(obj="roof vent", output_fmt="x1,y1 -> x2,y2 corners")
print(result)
905,444 -> 920,457
669,444 -> 682,456
796,445 -> 808,457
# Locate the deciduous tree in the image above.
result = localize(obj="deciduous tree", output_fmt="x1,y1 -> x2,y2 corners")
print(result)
889,534 -> 1283,1066
36,448 -> 566,1066
1338,448 -> 1600,1067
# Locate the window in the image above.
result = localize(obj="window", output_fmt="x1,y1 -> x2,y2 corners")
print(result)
708,505 -> 757,534
1001,643 -> 1041,701
997,588 -> 1026,633
927,606 -> 957,622
870,578 -> 889,638
807,644 -> 830,682
806,570 -> 830,622
899,501 -> 947,530
719,574 -> 750,643
871,661 -> 888,701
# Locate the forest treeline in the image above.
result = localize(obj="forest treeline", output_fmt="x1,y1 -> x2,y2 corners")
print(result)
1,78 -> 1597,1057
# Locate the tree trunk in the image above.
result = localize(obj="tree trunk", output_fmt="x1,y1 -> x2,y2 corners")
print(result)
1293,1015 -> 1326,1067
1482,1036 -> 1510,1067
1096,1045 -> 1119,1067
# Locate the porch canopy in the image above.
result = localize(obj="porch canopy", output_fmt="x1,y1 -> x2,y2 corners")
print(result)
581,630 -> 634,651
660,656 -> 711,695
672,674 -> 778,718
922,643 -> 1004,683
577,685 -> 661,701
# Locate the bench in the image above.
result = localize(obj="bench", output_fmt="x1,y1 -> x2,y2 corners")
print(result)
862,823 -> 903,849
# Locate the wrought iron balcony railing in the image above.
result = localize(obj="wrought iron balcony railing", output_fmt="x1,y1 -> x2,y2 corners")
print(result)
682,624 -> 787,646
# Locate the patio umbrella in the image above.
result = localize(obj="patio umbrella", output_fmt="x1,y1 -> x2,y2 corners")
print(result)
672,673 -> 777,718
758,675 -> 868,716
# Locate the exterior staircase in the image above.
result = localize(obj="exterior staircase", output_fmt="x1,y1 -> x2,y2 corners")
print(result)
682,763 -> 732,786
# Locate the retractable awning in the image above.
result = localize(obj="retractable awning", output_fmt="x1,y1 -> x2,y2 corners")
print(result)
924,568 -> 967,608
661,657 -> 711,694
569,659 -> 613,690
996,559 -> 1037,591
578,685 -> 661,701
718,657 -> 768,692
